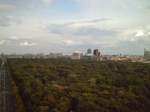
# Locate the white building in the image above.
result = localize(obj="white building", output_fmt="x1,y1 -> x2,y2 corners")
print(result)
71,52 -> 81,60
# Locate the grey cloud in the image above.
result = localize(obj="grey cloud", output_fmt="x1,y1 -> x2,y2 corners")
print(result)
48,24 -> 67,34
115,34 -> 150,55
48,18 -> 118,37
64,18 -> 112,25
0,40 -> 6,45
0,16 -> 11,27
0,16 -> 21,27
74,27 -> 118,37
0,4 -> 16,12
19,41 -> 37,46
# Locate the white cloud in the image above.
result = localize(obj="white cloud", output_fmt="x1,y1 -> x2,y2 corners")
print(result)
63,39 -> 74,46
8,36 -> 19,40
135,31 -> 144,37
63,39 -> 85,46
0,40 -> 6,45
20,41 -> 37,46
130,37 -> 137,42
42,0 -> 54,5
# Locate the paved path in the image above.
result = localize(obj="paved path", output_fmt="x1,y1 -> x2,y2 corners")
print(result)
0,57 -> 15,112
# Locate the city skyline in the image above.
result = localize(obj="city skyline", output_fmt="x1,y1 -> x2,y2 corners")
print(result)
0,0 -> 150,55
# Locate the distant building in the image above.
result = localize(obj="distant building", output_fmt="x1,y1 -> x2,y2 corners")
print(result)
105,54 -> 144,62
47,53 -> 63,58
6,53 -> 64,59
81,55 -> 93,60
71,52 -> 81,60
144,49 -> 150,61
23,54 -> 35,59
6,54 -> 23,59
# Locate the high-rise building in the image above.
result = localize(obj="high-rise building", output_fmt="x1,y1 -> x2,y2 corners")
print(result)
93,49 -> 101,61
93,49 -> 99,56
86,48 -> 92,56
87,49 -> 92,54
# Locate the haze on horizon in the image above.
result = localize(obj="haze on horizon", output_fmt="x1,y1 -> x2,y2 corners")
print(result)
0,0 -> 150,55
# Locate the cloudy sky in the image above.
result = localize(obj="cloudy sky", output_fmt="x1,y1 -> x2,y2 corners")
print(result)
0,0 -> 150,55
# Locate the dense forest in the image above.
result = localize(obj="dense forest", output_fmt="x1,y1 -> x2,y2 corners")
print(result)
8,59 -> 150,112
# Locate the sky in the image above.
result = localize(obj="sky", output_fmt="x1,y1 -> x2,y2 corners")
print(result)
0,0 -> 150,55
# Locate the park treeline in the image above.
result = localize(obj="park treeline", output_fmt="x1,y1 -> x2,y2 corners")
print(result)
8,59 -> 150,112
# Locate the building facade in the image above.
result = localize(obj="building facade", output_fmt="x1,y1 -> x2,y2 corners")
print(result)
71,52 -> 81,60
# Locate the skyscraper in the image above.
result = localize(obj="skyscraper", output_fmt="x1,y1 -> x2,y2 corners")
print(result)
86,49 -> 92,56
93,49 -> 99,56
87,49 -> 92,54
